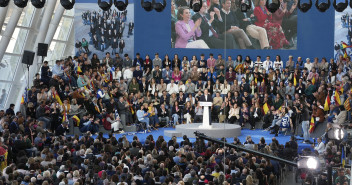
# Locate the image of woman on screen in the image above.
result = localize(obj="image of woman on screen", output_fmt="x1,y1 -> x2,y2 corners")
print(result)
253,0 -> 291,49
175,6 -> 209,48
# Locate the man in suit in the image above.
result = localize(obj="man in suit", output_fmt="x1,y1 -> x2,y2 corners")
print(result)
234,0 -> 270,49
118,96 -> 133,127
218,0 -> 254,49
200,89 -> 213,125
118,27 -> 123,40
56,121 -> 69,136
128,21 -> 134,35
119,39 -> 125,54
111,38 -> 118,55
192,2 -> 237,49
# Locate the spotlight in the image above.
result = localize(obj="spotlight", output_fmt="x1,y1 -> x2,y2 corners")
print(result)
14,0 -> 29,8
190,0 -> 202,12
297,156 -> 320,171
153,0 -> 166,12
315,0 -> 330,12
297,0 -> 312,12
98,0 -> 113,11
333,0 -> 347,12
334,128 -> 345,140
31,0 -> 46,8
141,0 -> 153,12
265,0 -> 280,13
114,0 -> 128,11
0,0 -> 10,7
60,0 -> 75,10
240,0 -> 252,12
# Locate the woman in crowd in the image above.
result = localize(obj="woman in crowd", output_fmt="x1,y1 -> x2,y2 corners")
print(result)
174,6 -> 209,49
162,54 -> 172,68
172,101 -> 182,125
172,67 -> 182,83
228,103 -> 240,124
253,0 -> 291,49
183,101 -> 194,124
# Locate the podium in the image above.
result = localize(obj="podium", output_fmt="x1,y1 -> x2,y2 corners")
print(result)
199,101 -> 213,129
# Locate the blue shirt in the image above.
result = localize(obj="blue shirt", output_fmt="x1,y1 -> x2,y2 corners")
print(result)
52,64 -> 64,76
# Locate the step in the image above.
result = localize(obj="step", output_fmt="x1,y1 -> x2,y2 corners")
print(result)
124,125 -> 137,132
164,130 -> 182,137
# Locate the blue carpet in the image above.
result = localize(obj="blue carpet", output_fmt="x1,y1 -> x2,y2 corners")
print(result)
89,128 -> 311,153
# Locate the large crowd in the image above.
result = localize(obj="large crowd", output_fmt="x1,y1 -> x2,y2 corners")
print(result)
0,50 -> 352,184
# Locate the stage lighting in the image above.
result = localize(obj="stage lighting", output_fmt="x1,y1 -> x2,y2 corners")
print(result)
114,0 -> 128,11
190,0 -> 202,12
297,156 -> 320,171
334,128 -> 345,140
14,0 -> 29,8
333,0 -> 347,12
60,0 -> 75,10
315,0 -> 330,12
154,0 -> 166,12
141,0 -> 153,11
0,0 -> 10,7
240,0 -> 251,12
31,0 -> 46,8
297,0 -> 312,12
265,0 -> 280,13
98,0 -> 112,11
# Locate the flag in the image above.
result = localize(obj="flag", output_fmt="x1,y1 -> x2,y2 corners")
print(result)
278,106 -> 282,111
293,74 -> 297,86
21,95 -> 25,105
324,93 -> 331,111
110,67 -> 115,81
263,103 -> 270,114
21,88 -> 28,104
340,86 -> 344,94
342,41 -> 352,49
335,90 -> 341,106
262,78 -> 265,84
309,116 -> 315,133
53,91 -> 62,105
344,97 -> 351,111
312,76 -> 316,85
72,115 -> 80,127
342,147 -> 346,168
254,78 -> 257,84
77,65 -> 82,74
62,112 -> 68,123
234,63 -> 243,72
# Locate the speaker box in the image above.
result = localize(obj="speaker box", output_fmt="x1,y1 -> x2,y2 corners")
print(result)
37,43 -> 48,57
22,50 -> 35,65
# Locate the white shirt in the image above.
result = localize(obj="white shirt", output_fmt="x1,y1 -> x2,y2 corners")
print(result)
123,69 -> 133,80
273,60 -> 283,71
167,83 -> 179,95
314,141 -> 325,155
178,84 -> 185,92
263,60 -> 273,72
304,62 -> 313,72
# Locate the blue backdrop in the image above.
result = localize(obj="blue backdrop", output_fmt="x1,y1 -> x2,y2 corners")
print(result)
78,0 -> 335,60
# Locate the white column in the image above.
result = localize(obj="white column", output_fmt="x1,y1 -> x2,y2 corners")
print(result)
0,6 -> 9,30
0,2 -> 23,61
44,5 -> 65,44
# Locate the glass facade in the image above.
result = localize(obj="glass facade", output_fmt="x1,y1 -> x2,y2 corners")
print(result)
0,2 -> 74,109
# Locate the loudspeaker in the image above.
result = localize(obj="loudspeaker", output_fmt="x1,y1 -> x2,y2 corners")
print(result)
37,43 -> 48,57
22,50 -> 35,66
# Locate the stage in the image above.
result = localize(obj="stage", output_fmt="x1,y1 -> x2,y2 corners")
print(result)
91,127 -> 312,153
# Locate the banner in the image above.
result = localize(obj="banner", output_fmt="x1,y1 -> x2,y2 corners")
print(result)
334,7 -> 352,61
74,1 -> 134,58
171,0 -> 297,50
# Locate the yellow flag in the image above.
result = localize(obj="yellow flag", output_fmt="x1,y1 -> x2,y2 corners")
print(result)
324,95 -> 330,111
335,90 -> 341,105
263,103 -> 269,114
293,75 -> 297,86
312,76 -> 316,85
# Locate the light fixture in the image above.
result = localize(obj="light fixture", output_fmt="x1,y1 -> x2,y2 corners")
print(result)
266,0 -> 280,13
0,0 -> 10,7
190,0 -> 203,12
98,0 -> 112,11
141,0 -> 153,12
334,128 -> 345,140
153,0 -> 166,12
297,156 -> 320,171
114,0 -> 128,11
14,0 -> 29,8
315,0 -> 330,12
333,0 -> 347,12
240,0 -> 252,12
297,0 -> 312,12
60,0 -> 75,10
31,0 -> 46,8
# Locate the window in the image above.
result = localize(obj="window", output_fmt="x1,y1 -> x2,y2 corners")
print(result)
0,55 -> 20,81
0,82 -> 12,109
